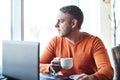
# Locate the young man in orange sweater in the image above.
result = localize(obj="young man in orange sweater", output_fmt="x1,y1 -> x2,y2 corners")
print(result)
40,5 -> 114,80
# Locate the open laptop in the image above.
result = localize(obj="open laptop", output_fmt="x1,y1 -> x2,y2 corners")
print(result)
2,40 -> 40,80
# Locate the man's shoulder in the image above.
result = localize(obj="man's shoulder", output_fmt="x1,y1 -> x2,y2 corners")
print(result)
83,32 -> 96,39
83,32 -> 103,43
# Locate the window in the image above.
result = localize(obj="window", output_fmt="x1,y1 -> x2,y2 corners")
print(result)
114,0 -> 120,45
0,0 -> 80,73
24,0 -> 80,55
0,0 -> 11,73
24,0 -> 100,55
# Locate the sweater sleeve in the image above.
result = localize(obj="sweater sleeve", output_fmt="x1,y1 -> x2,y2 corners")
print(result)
39,37 -> 57,73
92,37 -> 114,80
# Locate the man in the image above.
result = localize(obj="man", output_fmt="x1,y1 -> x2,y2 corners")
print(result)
40,5 -> 114,80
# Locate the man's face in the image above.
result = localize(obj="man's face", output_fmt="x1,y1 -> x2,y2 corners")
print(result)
55,12 -> 73,37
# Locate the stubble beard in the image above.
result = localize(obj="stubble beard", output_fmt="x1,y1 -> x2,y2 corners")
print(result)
59,28 -> 73,38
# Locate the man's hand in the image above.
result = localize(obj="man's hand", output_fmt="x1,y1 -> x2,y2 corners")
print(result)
49,57 -> 62,75
77,74 -> 98,80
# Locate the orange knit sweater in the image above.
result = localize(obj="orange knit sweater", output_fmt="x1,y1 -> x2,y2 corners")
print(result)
40,32 -> 114,80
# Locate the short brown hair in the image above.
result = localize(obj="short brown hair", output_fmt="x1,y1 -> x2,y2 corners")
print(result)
60,5 -> 84,29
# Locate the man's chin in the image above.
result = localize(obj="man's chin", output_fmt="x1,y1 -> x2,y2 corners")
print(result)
58,33 -> 67,37
58,34 -> 64,37
59,35 -> 66,38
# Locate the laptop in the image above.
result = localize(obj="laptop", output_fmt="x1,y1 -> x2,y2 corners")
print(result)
2,40 -> 40,80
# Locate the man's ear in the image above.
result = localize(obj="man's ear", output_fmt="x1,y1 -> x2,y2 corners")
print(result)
72,19 -> 78,29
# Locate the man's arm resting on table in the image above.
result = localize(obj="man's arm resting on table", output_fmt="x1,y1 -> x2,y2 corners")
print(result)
76,74 -> 98,80
40,63 -> 50,73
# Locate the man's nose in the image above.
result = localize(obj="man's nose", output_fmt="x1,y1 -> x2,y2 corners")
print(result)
55,21 -> 59,28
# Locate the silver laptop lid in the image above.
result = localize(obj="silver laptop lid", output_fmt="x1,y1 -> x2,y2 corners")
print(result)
2,40 -> 40,80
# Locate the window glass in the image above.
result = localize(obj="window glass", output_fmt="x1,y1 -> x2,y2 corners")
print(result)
24,0 -> 79,55
0,0 -> 11,73
115,0 -> 120,45
24,0 -> 100,55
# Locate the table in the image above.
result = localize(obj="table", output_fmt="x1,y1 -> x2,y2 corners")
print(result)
40,73 -> 73,80
0,75 -> 7,80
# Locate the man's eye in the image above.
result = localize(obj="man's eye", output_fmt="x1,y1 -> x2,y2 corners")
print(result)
60,20 -> 64,23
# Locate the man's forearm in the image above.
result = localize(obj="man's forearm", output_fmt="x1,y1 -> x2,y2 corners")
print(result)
40,63 -> 50,73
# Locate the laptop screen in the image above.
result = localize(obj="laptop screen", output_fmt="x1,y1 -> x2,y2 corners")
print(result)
2,40 -> 40,80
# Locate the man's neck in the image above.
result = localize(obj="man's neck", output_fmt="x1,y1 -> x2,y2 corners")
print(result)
66,31 -> 83,44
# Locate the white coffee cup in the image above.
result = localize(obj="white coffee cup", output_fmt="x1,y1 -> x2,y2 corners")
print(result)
60,58 -> 73,69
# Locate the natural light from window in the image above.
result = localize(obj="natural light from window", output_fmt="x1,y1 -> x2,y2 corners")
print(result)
24,0 -> 100,55
0,0 -> 11,73
24,0 -> 80,55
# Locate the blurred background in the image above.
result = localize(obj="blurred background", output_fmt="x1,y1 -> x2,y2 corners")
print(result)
0,0 -> 120,79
